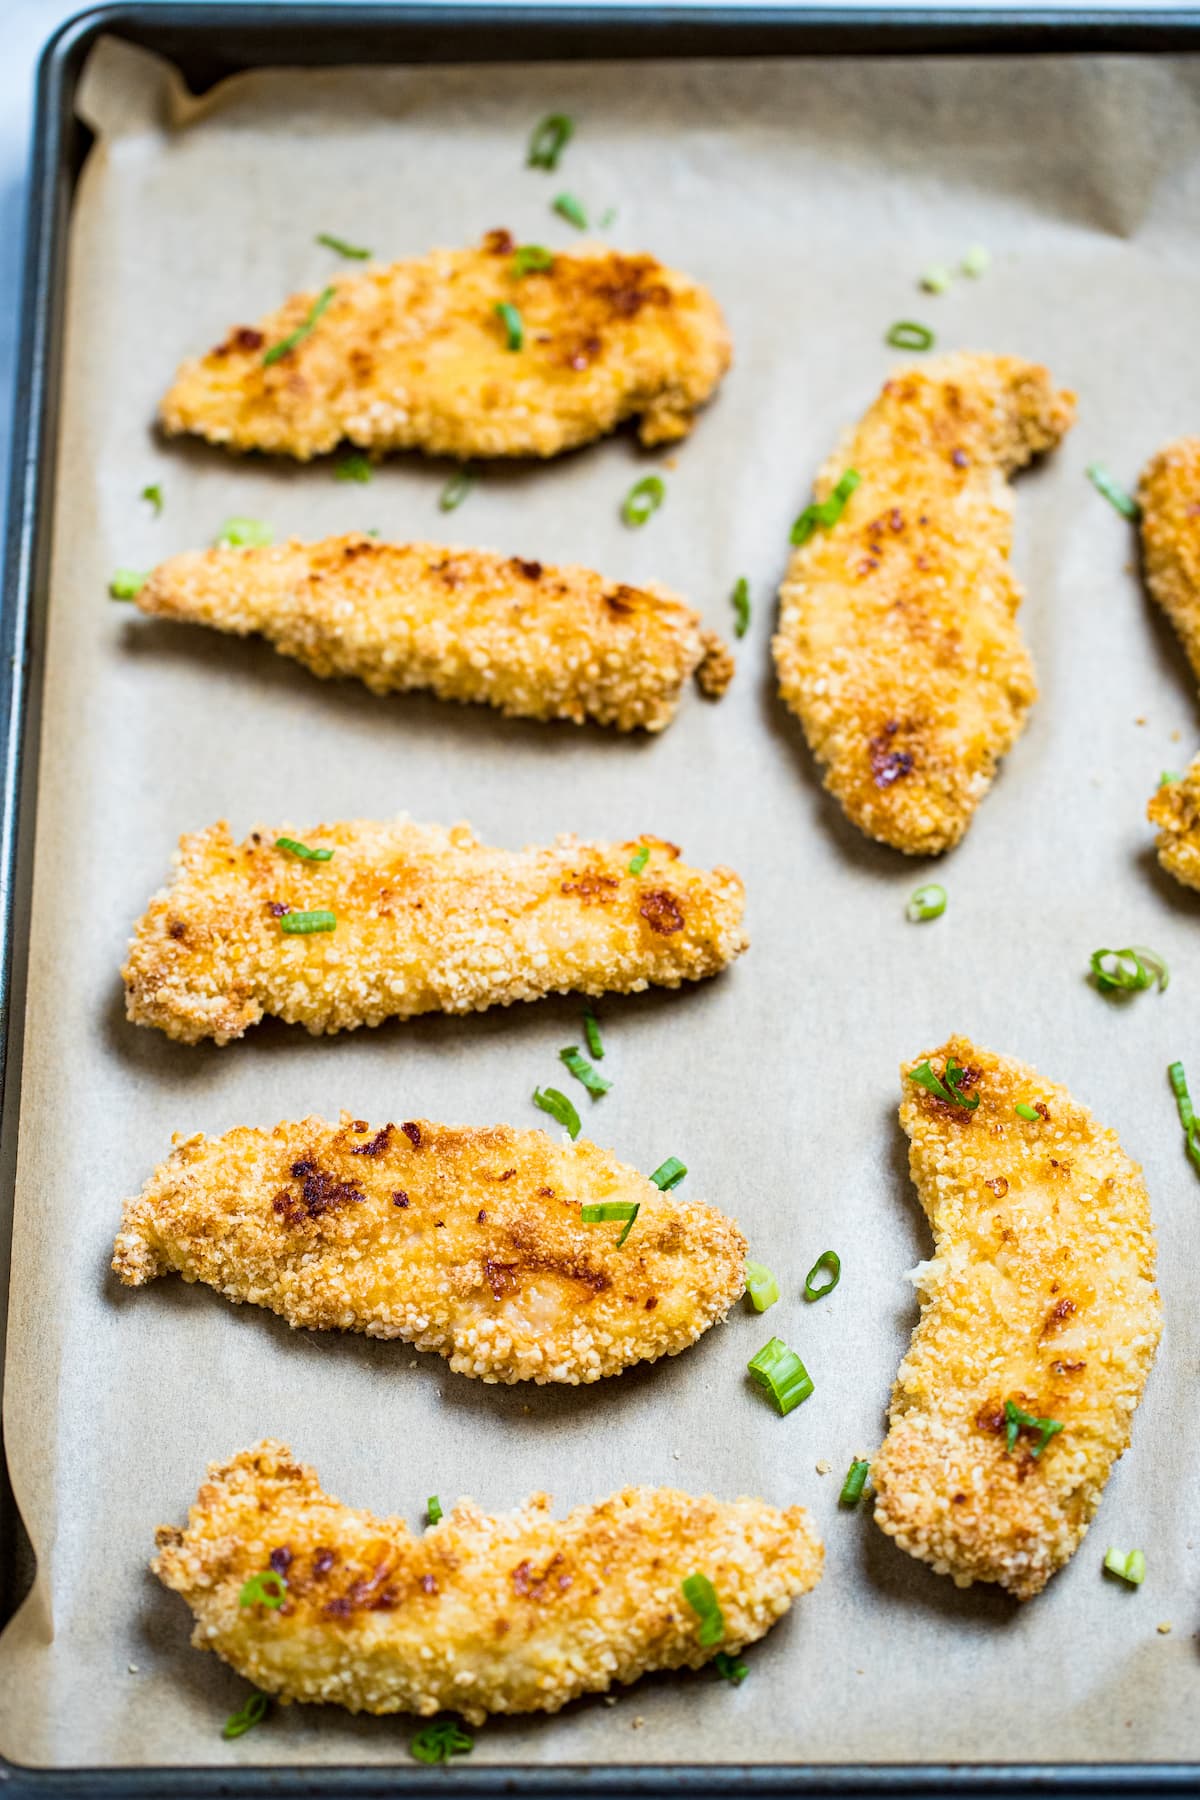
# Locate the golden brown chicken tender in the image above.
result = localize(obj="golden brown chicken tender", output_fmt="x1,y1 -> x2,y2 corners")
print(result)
133,536 -> 731,731
153,1440 -> 823,1722
872,1037 -> 1160,1600
1147,755 -> 1200,892
773,354 -> 1075,855
122,818 -> 748,1045
113,1113 -> 747,1384
160,233 -> 732,461
1139,437 -> 1200,686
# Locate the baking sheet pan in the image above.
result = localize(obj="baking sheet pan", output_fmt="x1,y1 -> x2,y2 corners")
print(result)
4,7 -> 1200,1780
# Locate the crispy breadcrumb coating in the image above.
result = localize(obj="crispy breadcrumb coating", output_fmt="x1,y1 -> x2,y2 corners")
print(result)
1138,437 -> 1200,686
152,1440 -> 823,1722
773,354 -> 1075,855
1147,754 -> 1200,892
159,234 -> 732,461
134,535 -> 731,732
872,1037 -> 1160,1600
122,818 -> 748,1045
113,1113 -> 747,1384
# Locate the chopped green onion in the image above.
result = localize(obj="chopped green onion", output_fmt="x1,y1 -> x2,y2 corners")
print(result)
906,883 -> 946,923
886,321 -> 935,352
1014,1102 -> 1041,1122
409,1719 -> 475,1764
908,1057 -> 979,1110
920,265 -> 952,294
335,452 -> 373,483
263,284 -> 336,366
553,192 -> 588,230
580,1200 -> 639,1246
650,1157 -> 687,1191
961,244 -> 990,277
803,1250 -> 841,1301
1168,1061 -> 1200,1175
316,232 -> 371,259
495,301 -> 524,351
275,836 -> 334,862
681,1572 -> 725,1646
791,469 -> 861,548
109,568 -> 147,600
533,1085 -> 581,1140
598,206 -> 617,229
840,1459 -> 870,1506
748,1337 -> 814,1416
559,1044 -> 612,1098
1104,1547 -> 1146,1586
427,1495 -> 443,1525
439,467 -> 475,512
1090,945 -> 1169,995
217,516 -> 274,549
528,113 -> 574,171
222,1691 -> 270,1739
583,1007 -> 604,1061
238,1570 -> 287,1609
731,576 -> 751,639
512,244 -> 554,277
1086,462 -> 1140,521
628,845 -> 650,875
713,1650 -> 748,1684
1004,1399 -> 1064,1459
141,482 -> 163,515
280,909 -> 336,935
622,475 -> 666,528
744,1260 -> 779,1313
1160,770 -> 1182,787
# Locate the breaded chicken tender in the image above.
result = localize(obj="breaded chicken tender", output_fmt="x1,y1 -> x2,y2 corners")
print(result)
872,1037 -> 1160,1600
1147,754 -> 1200,892
153,1440 -> 823,1721
113,1114 -> 747,1384
122,818 -> 747,1045
773,354 -> 1075,854
1139,437 -> 1200,685
133,535 -> 732,730
159,233 -> 731,461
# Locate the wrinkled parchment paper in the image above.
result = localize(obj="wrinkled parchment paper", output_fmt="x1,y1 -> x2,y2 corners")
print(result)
2,33 -> 1200,1770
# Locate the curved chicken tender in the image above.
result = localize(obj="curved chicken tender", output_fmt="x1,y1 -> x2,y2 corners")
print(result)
134,535 -> 732,731
872,1037 -> 1159,1600
1147,754 -> 1200,892
113,1114 -> 747,1384
152,1441 -> 823,1722
1139,437 -> 1200,686
160,233 -> 732,461
123,818 -> 747,1045
773,354 -> 1075,855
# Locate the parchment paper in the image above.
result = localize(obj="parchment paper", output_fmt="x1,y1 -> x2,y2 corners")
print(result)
2,34 -> 1200,1770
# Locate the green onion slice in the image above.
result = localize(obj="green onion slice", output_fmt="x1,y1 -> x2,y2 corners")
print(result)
791,469 -> 861,547
840,1459 -> 870,1506
731,576 -> 751,639
1168,1061 -> 1200,1175
275,836 -> 333,862
886,321 -> 935,352
908,1057 -> 979,1110
280,909 -> 337,935
681,1572 -> 725,1646
748,1337 -> 814,1415
906,883 -> 946,923
744,1260 -> 779,1313
1160,770 -> 1182,787
1086,462 -> 1140,521
628,845 -> 650,875
109,568 -> 147,600
528,112 -> 574,171
1104,1546 -> 1146,1586
335,452 -> 372,483
217,516 -> 274,549
1004,1399 -> 1064,1459
622,475 -> 666,528
439,467 -> 475,512
961,244 -> 990,277
598,206 -> 617,229
559,1045 -> 612,1097
553,192 -> 588,230
512,244 -> 555,277
316,232 -> 371,259
1090,945 -> 1169,995
920,265 -> 952,294
650,1157 -> 687,1191
713,1650 -> 748,1685
803,1250 -> 841,1300
495,301 -> 524,351
239,1570 -> 287,1609
533,1085 -> 581,1140
1014,1101 -> 1041,1122
580,1200 -> 639,1246
583,1007 -> 604,1061
427,1495 -> 443,1525
263,284 -> 336,366
141,482 -> 163,515
409,1719 -> 475,1764
222,1691 -> 270,1740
